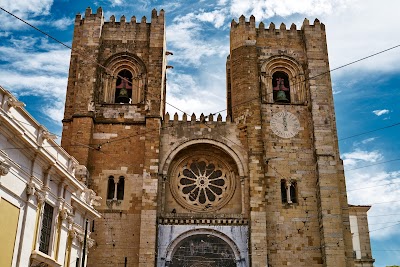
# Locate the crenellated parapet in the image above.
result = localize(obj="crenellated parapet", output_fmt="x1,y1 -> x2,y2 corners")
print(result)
163,112 -> 231,125
73,7 -> 165,45
230,15 -> 325,51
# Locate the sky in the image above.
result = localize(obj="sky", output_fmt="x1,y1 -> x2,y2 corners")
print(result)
0,0 -> 399,266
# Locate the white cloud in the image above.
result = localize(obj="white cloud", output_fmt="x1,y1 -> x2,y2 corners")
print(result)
345,164 -> 400,239
110,0 -> 124,7
342,149 -> 383,167
167,9 -> 229,66
373,109 -> 390,116
333,89 -> 342,95
0,32 -> 11,37
343,148 -> 400,239
166,69 -> 227,117
42,100 -> 65,124
193,9 -> 227,28
51,17 -> 73,30
0,0 -> 72,30
1,0 -> 53,16
361,137 -> 376,144
0,36 -> 69,122
230,0 -> 350,21
228,0 -> 400,73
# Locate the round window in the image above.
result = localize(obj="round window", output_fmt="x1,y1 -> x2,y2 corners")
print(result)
170,155 -> 235,212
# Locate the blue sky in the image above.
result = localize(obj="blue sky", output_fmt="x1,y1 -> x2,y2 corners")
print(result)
0,0 -> 399,265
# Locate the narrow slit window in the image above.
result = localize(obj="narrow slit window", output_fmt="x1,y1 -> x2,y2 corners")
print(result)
290,181 -> 297,203
117,176 -> 125,200
107,176 -> 115,200
281,179 -> 287,203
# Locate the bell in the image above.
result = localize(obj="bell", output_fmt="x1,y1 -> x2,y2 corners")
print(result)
116,87 -> 129,103
275,90 -> 289,102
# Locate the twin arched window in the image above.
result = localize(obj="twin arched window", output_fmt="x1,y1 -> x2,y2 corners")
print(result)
107,176 -> 125,200
281,179 -> 297,204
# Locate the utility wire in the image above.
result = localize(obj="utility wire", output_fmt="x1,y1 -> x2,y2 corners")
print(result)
369,222 -> 400,233
347,180 -> 400,192
345,158 -> 400,172
339,122 -> 400,141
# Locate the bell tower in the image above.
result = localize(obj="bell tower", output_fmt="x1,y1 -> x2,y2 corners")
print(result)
226,16 -> 355,266
61,7 -> 166,266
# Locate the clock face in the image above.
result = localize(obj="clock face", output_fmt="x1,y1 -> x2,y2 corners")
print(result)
270,111 -> 300,138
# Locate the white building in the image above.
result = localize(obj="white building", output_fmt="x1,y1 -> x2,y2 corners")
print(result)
0,86 -> 101,267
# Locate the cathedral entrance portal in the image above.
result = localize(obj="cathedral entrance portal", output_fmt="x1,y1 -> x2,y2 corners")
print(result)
168,234 -> 237,267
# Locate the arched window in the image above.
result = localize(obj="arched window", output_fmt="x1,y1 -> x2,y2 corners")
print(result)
107,176 -> 115,200
101,53 -> 147,104
261,55 -> 306,104
281,179 -> 288,203
272,71 -> 290,103
281,179 -> 298,204
115,70 -> 133,103
117,176 -> 125,200
106,175 -> 125,201
290,181 -> 297,203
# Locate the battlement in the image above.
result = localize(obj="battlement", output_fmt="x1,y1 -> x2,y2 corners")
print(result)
230,15 -> 325,35
163,112 -> 231,125
75,7 -> 165,25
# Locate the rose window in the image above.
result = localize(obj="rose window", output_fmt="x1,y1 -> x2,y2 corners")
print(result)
171,157 -> 235,212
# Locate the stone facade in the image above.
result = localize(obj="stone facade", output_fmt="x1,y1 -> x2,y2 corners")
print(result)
61,8 -> 374,267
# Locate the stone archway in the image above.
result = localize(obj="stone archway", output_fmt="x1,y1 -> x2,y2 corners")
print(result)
168,234 -> 237,267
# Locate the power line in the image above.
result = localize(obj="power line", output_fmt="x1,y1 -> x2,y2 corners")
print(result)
347,181 -> 400,192
369,222 -> 400,233
339,122 -> 400,141
345,158 -> 400,171
368,213 -> 400,217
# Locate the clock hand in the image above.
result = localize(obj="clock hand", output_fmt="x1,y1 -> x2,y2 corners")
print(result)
283,113 -> 288,131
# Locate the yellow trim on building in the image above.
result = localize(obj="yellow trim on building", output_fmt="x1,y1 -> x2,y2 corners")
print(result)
55,217 -> 62,261
32,203 -> 42,250
0,198 -> 20,267
64,236 -> 72,267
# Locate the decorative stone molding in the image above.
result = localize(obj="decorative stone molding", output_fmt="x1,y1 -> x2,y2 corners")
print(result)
35,190 -> 46,204
7,98 -> 25,108
0,160 -> 10,176
37,127 -> 57,146
59,208 -> 70,220
42,131 -> 57,140
158,218 -> 248,225
68,229 -> 78,240
106,199 -> 122,209
66,214 -> 74,225
67,159 -> 78,176
26,181 -> 36,195
75,165 -> 89,183
82,189 -> 102,207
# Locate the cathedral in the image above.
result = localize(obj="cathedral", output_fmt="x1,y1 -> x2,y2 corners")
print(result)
60,7 -> 374,267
